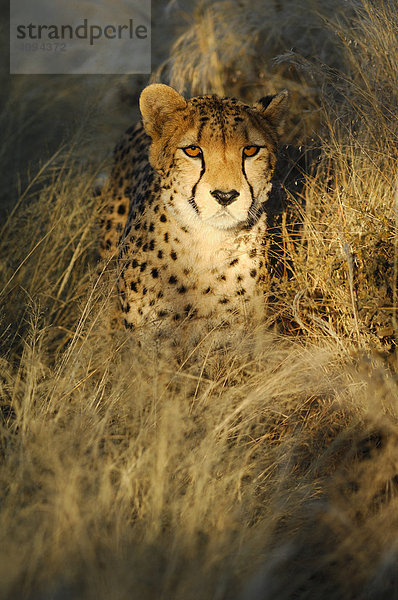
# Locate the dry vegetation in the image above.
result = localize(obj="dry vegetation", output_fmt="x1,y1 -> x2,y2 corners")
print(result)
1,1 -> 398,598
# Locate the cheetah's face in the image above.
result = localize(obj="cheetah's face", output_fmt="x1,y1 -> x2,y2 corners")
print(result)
173,130 -> 274,230
140,84 -> 289,232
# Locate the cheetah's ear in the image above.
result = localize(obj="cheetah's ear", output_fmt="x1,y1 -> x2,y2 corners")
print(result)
139,84 -> 187,139
253,90 -> 289,137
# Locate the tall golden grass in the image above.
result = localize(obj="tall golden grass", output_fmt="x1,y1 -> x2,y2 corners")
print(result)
1,0 -> 397,598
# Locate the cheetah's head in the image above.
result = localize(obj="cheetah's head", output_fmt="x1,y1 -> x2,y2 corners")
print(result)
140,84 -> 289,232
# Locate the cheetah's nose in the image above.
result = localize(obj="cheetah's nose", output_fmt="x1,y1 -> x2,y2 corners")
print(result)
210,189 -> 240,206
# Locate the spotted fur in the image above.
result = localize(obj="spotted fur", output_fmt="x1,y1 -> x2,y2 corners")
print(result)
100,84 -> 289,330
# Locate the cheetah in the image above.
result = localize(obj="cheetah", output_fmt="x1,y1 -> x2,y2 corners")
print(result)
101,83 -> 289,330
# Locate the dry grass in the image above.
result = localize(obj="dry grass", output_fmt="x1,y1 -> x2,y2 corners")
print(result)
1,0 -> 398,598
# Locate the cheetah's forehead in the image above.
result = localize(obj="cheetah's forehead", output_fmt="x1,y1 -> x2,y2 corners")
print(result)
182,95 -> 272,147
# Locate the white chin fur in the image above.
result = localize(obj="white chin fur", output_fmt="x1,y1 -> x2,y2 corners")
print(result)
204,210 -> 244,230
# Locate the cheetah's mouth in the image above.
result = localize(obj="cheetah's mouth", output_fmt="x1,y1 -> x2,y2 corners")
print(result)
205,208 -> 245,230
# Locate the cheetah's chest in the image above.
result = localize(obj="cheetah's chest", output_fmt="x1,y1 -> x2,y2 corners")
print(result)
118,211 -> 267,328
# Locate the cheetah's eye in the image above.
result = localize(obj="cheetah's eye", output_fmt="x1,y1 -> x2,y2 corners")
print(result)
243,146 -> 260,158
183,145 -> 202,158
